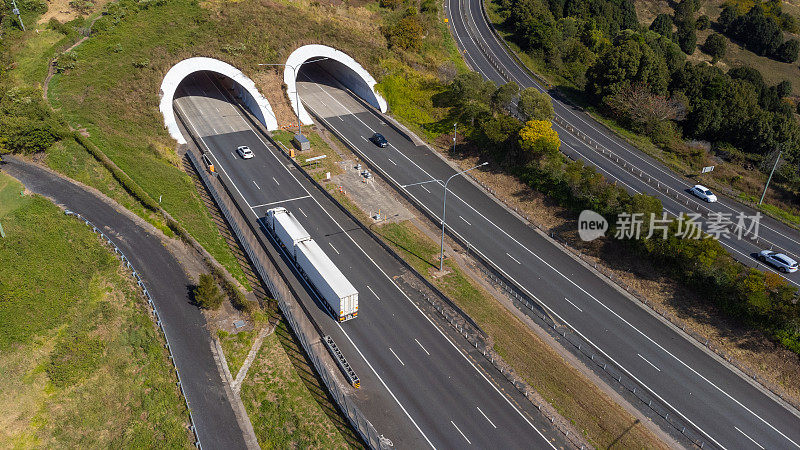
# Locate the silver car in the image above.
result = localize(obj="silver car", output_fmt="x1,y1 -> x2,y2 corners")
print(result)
758,250 -> 798,273
690,184 -> 717,202
236,145 -> 254,159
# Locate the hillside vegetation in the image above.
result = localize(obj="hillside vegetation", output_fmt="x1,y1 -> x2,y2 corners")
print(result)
490,0 -> 800,222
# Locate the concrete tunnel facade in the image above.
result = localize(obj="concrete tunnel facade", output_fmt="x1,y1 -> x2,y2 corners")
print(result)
285,44 -> 388,125
159,57 -> 278,144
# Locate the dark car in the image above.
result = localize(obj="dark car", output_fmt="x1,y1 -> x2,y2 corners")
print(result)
369,133 -> 388,148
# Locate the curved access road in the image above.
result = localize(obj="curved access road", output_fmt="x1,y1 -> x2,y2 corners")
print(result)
1,157 -> 250,450
295,60 -> 800,449
447,0 -> 800,289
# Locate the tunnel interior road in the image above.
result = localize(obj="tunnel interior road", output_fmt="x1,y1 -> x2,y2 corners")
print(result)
295,63 -> 800,449
283,45 -> 387,126
172,71 -> 563,449
160,57 -> 278,144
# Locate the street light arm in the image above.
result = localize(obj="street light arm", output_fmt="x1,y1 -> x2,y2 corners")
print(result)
439,161 -> 487,271
444,161 -> 488,188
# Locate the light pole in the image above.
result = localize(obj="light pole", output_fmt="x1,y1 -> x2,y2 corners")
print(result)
439,162 -> 487,271
258,57 -> 328,138
11,0 -> 25,31
453,122 -> 457,153
759,148 -> 783,205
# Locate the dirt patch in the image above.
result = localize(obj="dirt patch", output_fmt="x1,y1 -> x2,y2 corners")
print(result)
38,0 -> 112,24
331,159 -> 415,223
251,69 -> 298,131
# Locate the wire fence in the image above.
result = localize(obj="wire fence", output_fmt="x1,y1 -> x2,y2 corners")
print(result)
62,210 -> 203,448
185,149 -> 391,449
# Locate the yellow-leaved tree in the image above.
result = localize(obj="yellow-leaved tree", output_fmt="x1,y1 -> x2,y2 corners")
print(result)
518,120 -> 560,162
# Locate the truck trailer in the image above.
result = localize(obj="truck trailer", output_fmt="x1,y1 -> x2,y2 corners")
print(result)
265,207 -> 359,321
265,207 -> 311,258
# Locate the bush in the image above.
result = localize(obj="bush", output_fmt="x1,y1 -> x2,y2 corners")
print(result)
696,14 -> 710,30
194,273 -> 224,310
650,13 -> 673,38
677,21 -> 697,54
384,9 -> 424,51
8,122 -> 60,154
704,33 -> 727,63
380,0 -> 404,9
776,39 -> 800,63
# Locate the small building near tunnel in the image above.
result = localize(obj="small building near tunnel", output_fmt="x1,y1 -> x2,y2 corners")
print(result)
284,44 -> 388,126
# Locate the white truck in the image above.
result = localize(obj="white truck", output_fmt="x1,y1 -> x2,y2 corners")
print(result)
265,207 -> 310,257
265,207 -> 359,321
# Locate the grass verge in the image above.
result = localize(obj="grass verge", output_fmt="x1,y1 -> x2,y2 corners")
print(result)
372,220 -> 666,448
239,319 -> 362,449
0,171 -> 190,447
218,329 -> 258,377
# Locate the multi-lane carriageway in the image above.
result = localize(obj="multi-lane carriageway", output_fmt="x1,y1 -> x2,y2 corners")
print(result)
446,0 -> 800,292
294,62 -> 800,449
173,71 -> 570,449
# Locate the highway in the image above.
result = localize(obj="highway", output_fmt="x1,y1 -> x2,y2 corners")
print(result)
446,0 -> 800,289
295,63 -> 800,449
173,71 -> 565,449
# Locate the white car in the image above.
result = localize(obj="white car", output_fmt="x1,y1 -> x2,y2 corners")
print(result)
236,145 -> 254,159
758,250 -> 799,273
690,184 -> 717,202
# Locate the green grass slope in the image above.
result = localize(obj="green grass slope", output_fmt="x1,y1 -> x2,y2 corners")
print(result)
0,171 -> 190,447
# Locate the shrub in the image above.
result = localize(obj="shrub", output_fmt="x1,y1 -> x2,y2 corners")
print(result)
650,14 -> 673,38
776,39 -> 800,63
194,273 -> 224,310
704,33 -> 727,63
696,14 -> 710,30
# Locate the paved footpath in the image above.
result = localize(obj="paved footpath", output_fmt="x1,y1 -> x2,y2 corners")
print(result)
1,156 -> 251,450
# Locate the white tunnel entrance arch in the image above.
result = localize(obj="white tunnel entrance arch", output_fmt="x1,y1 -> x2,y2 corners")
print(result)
285,45 -> 388,125
159,57 -> 278,144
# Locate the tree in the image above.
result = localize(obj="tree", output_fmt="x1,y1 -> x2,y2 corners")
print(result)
776,39 -> 800,63
509,0 -> 559,55
517,87 -> 554,120
586,36 -> 669,100
650,13 -> 673,38
776,80 -> 793,98
677,20 -> 697,54
704,33 -> 727,63
491,82 -> 520,112
519,120 -> 561,161
718,5 -> 738,32
673,0 -> 695,23
194,273 -> 224,310
605,83 -> 687,130
696,14 -> 710,30
8,122 -> 60,154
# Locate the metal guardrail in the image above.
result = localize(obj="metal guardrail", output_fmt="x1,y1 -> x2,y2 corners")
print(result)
63,210 -> 203,449
185,149 -> 390,449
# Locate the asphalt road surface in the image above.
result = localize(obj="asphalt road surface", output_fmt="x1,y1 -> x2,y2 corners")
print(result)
295,63 -> 800,449
173,71 -> 566,449
1,157 -> 248,450
446,0 -> 800,289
